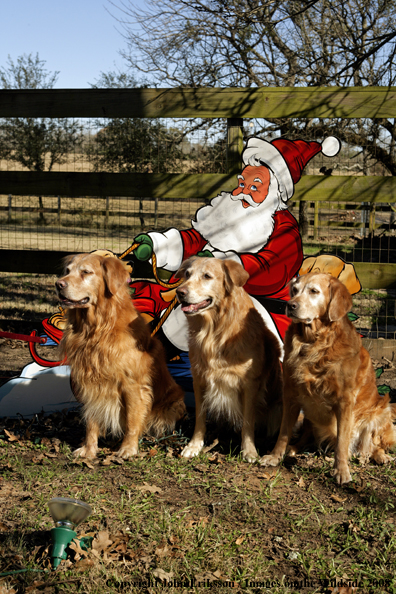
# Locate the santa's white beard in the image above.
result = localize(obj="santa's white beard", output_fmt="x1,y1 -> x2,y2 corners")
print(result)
192,182 -> 284,254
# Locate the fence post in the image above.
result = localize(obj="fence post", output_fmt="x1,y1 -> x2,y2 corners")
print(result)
154,196 -> 158,228
369,203 -> 376,237
139,198 -> 145,229
361,202 -> 369,237
105,196 -> 109,228
226,118 -> 243,175
314,201 -> 319,240
57,196 -> 61,225
8,194 -> 12,222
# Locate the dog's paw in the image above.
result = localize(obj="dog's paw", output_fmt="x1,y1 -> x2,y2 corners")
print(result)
372,449 -> 393,465
181,441 -> 204,458
116,445 -> 139,459
331,465 -> 352,485
258,453 -> 282,467
73,446 -> 97,459
242,449 -> 259,463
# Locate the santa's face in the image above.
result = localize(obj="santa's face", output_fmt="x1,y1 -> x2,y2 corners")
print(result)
192,168 -> 283,254
231,165 -> 271,208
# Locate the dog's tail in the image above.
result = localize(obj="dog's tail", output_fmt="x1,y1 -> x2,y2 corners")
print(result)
147,383 -> 186,437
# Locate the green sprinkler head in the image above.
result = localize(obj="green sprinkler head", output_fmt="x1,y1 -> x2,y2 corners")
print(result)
48,497 -> 92,569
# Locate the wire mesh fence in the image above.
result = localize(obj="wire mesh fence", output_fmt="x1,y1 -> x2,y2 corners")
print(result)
1,116 -> 395,339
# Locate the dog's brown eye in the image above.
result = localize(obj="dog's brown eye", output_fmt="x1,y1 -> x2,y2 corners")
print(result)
310,288 -> 319,294
185,270 -> 190,279
204,273 -> 212,280
82,270 -> 93,275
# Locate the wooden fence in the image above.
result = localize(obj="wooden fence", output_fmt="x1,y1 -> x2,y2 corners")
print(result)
1,86 -> 396,291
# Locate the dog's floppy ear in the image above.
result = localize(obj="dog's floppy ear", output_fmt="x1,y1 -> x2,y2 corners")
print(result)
101,257 -> 129,296
328,276 -> 352,321
287,276 -> 298,297
223,259 -> 249,292
60,254 -> 76,274
175,257 -> 197,280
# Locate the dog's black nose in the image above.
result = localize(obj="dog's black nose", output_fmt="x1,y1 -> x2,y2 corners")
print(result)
176,286 -> 187,299
289,301 -> 298,310
56,279 -> 68,290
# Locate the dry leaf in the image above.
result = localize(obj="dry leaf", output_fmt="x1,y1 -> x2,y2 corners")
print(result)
296,476 -> 306,488
25,582 -> 45,593
136,482 -> 162,494
74,558 -> 95,571
213,570 -> 224,579
187,516 -> 209,528
257,469 -> 277,479
69,539 -> 89,560
235,536 -> 245,545
155,544 -> 169,558
4,429 -> 19,442
92,531 -> 113,553
331,494 -> 347,503
152,568 -> 174,582
82,459 -> 95,469
194,570 -> 226,583
148,448 -> 158,457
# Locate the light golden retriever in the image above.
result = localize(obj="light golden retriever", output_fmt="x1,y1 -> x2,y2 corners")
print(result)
260,272 -> 396,484
55,253 -> 186,459
175,257 -> 283,462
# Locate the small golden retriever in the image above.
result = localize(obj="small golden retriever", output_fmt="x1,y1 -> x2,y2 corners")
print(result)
55,253 -> 186,459
260,272 -> 396,484
175,257 -> 283,462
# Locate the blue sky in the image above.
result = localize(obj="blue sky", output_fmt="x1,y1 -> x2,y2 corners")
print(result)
0,0 -> 139,88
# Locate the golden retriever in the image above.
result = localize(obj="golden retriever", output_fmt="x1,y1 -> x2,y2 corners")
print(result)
55,253 -> 186,459
175,257 -> 283,462
260,272 -> 396,484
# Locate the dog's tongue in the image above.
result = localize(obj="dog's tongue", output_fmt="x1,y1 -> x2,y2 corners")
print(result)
181,299 -> 210,313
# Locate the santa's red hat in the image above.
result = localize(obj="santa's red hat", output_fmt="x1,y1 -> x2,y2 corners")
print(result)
242,136 -> 341,200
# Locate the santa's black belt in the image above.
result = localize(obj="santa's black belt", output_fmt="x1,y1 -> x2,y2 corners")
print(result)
255,296 -> 287,315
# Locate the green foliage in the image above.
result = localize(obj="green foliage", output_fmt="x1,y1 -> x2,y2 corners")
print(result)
378,384 -> 391,395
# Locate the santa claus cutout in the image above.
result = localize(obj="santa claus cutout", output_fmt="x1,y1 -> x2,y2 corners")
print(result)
126,135 -> 342,358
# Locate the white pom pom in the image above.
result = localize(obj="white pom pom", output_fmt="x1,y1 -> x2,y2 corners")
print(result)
322,136 -> 341,157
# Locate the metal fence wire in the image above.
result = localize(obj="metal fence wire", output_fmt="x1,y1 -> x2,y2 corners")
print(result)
0,117 -> 395,340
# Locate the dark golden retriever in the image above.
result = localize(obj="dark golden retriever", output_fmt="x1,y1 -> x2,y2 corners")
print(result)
56,253 -> 185,459
175,256 -> 283,462
260,272 -> 396,484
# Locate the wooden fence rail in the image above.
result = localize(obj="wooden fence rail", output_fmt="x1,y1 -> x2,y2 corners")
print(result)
1,86 -> 396,289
